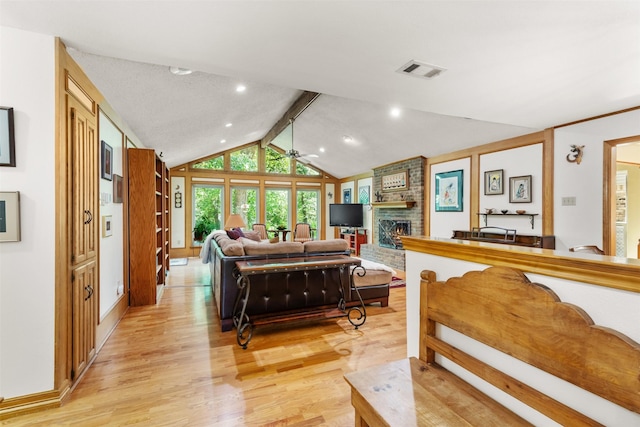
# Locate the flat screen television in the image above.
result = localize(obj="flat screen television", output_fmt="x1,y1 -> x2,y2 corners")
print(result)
329,203 -> 364,227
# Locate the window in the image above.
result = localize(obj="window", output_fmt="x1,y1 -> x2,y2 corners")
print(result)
230,187 -> 258,229
296,162 -> 320,176
192,155 -> 223,170
296,189 -> 320,235
230,145 -> 258,172
192,185 -> 223,245
265,146 -> 291,174
265,188 -> 291,231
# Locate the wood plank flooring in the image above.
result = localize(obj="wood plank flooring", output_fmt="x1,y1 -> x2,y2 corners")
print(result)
6,258 -> 407,426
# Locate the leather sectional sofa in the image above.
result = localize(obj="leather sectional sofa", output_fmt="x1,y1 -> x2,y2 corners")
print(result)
205,231 -> 391,332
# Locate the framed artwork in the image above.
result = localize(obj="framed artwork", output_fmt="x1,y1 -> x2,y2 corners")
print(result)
101,140 -> 113,181
0,191 -> 21,242
435,170 -> 463,212
343,188 -> 352,203
484,169 -> 504,195
102,215 -> 113,237
382,170 -> 408,192
0,107 -> 16,167
358,185 -> 370,204
113,174 -> 123,203
509,175 -> 532,203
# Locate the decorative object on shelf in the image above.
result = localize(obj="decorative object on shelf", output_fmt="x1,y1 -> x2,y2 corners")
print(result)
484,169 -> 504,195
501,209 -> 508,214
0,107 -> 16,167
101,140 -> 113,181
509,175 -> 532,203
113,174 -> 123,203
516,209 -> 526,214
358,185 -> 370,204
485,208 -> 495,214
435,169 -> 463,212
566,144 -> 585,164
476,212 -> 539,229
0,191 -> 20,242
374,190 -> 383,202
102,215 -> 113,238
174,185 -> 182,208
343,188 -> 351,203
382,170 -> 408,192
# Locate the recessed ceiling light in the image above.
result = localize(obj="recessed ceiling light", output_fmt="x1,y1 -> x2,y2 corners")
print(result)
342,135 -> 353,143
236,84 -> 246,92
307,154 -> 319,158
220,139 -> 226,143
225,123 -> 232,127
319,147 -> 325,153
390,107 -> 401,118
169,66 -> 192,76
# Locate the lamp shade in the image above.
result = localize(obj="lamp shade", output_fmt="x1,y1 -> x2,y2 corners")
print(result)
224,214 -> 246,230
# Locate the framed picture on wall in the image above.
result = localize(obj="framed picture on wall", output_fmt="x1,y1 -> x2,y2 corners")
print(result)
102,215 -> 113,237
358,185 -> 370,204
509,175 -> 532,203
0,191 -> 21,242
0,107 -> 16,167
435,170 -> 463,212
113,174 -> 123,203
484,169 -> 504,195
382,170 -> 408,192
343,188 -> 352,203
101,140 -> 113,181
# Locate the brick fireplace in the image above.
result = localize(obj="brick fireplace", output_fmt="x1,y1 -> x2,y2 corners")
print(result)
360,157 -> 424,272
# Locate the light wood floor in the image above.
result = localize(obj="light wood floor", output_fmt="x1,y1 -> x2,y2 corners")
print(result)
7,258 -> 407,426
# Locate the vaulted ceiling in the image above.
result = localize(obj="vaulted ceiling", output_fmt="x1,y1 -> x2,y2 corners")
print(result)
2,1 -> 639,177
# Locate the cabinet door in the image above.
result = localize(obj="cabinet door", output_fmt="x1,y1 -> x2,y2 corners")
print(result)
69,98 -> 98,265
71,261 -> 97,380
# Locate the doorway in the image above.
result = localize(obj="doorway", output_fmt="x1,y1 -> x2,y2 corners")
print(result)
604,136 -> 640,258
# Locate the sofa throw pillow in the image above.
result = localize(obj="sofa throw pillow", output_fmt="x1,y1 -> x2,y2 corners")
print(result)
226,228 -> 243,240
243,230 -> 262,242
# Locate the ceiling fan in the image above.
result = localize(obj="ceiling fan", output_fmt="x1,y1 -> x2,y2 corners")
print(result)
282,118 -> 317,163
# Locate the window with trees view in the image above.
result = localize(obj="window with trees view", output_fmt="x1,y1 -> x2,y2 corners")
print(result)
192,155 -> 224,170
230,187 -> 258,229
192,185 -> 223,245
265,188 -> 290,231
296,162 -> 320,176
296,189 -> 319,234
230,145 -> 258,172
265,146 -> 291,174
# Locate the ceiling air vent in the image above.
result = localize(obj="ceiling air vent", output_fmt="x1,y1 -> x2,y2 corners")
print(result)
397,60 -> 446,80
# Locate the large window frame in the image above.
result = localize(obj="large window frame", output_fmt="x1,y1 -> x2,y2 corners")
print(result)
230,186 -> 259,230
192,184 -> 224,246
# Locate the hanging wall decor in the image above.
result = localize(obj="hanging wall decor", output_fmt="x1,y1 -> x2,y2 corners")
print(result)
0,191 -> 21,242
0,107 -> 16,167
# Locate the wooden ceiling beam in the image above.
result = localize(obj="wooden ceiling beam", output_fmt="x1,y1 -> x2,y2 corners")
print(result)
260,91 -> 320,148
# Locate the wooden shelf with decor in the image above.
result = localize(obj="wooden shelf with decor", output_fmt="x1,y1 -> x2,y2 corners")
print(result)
340,228 -> 368,255
128,148 -> 170,306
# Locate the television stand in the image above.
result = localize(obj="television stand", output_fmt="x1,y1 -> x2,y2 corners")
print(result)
340,228 -> 367,256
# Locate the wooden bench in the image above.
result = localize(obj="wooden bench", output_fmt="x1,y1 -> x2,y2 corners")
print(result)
344,266 -> 640,426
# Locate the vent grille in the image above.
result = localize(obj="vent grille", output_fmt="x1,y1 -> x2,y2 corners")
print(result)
397,60 -> 446,80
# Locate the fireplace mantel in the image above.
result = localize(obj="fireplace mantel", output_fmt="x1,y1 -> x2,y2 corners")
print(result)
372,201 -> 416,209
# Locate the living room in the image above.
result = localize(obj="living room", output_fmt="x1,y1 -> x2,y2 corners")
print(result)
1,1 -> 639,424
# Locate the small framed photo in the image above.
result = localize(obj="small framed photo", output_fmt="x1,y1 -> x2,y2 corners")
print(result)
509,175 -> 532,203
435,170 -> 463,212
113,174 -> 123,203
343,188 -> 352,203
358,185 -> 370,204
0,107 -> 16,167
0,191 -> 21,242
484,169 -> 504,195
102,215 -> 113,237
101,140 -> 113,181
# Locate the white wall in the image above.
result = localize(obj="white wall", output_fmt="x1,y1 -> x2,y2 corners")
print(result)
357,177 -> 373,242
325,183 -> 335,238
171,176 -> 186,248
0,27 -> 56,398
430,158 -> 471,237
554,110 -> 640,250
405,250 -> 640,426
98,111 -> 125,318
479,144 -> 543,235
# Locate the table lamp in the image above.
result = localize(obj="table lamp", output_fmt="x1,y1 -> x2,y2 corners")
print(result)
224,213 -> 246,230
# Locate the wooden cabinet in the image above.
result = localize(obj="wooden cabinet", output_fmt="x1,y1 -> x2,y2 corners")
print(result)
128,148 -> 170,306
340,229 -> 368,255
68,95 -> 98,380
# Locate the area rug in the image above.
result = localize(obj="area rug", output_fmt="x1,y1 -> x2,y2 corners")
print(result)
390,276 -> 406,288
169,258 -> 188,266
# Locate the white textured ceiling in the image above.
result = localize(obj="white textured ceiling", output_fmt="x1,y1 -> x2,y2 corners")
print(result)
2,1 -> 639,177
